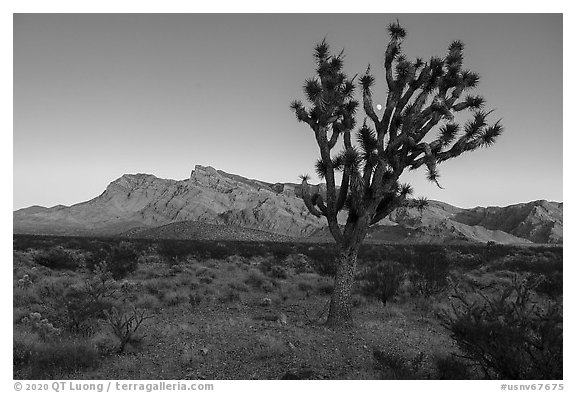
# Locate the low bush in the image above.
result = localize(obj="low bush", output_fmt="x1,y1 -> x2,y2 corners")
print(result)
218,287 -> 242,303
357,260 -> 405,305
315,277 -> 334,296
440,274 -> 562,379
269,265 -> 289,279
163,289 -> 190,306
244,268 -> 268,289
156,241 -> 181,265
104,304 -> 153,353
228,281 -> 250,293
108,242 -> 139,279
13,329 -> 41,369
373,350 -> 426,379
534,272 -> 563,298
134,293 -> 161,311
59,263 -> 118,334
188,292 -> 203,308
34,246 -> 78,270
434,355 -> 473,379
409,250 -> 451,297
18,338 -> 100,379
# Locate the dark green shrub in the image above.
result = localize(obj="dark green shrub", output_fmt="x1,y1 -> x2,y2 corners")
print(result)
244,268 -> 267,289
60,264 -> 118,333
34,246 -> 78,270
108,242 -> 139,279
156,240 -> 181,265
270,265 -> 289,279
304,247 -> 338,276
316,278 -> 334,295
199,276 -> 213,284
409,250 -> 451,297
534,272 -> 563,298
357,261 -> 405,304
218,287 -> 242,303
373,350 -> 425,379
13,329 -> 40,369
188,292 -> 202,308
27,339 -> 99,379
104,305 -> 153,353
440,275 -> 562,379
434,355 -> 472,379
297,280 -> 314,292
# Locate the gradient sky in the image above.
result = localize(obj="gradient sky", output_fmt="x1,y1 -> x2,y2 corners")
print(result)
13,13 -> 562,210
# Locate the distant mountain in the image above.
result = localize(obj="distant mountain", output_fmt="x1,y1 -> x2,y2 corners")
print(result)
13,165 -> 562,244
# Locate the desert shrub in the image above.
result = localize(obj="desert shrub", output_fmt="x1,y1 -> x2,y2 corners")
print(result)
188,292 -> 203,308
199,276 -> 213,285
488,249 -> 563,277
163,289 -> 190,306
260,280 -> 276,293
284,253 -> 314,274
316,277 -> 334,295
90,331 -> 120,356
34,246 -> 78,270
440,274 -> 562,379
84,247 -> 111,271
269,265 -> 289,279
244,268 -> 268,289
60,263 -> 118,333
104,304 -> 153,353
134,293 -> 161,311
13,329 -> 41,369
156,240 -> 182,265
228,281 -> 250,292
373,350 -> 425,379
195,267 -> 217,279
296,280 -> 314,293
108,242 -> 139,279
13,286 -> 42,308
25,339 -> 100,379
409,250 -> 451,297
351,294 -> 368,307
411,296 -> 435,317
142,277 -> 172,295
534,272 -> 563,298
20,312 -> 62,339
218,287 -> 242,303
304,247 -> 337,276
434,355 -> 473,379
255,333 -> 286,359
357,261 -> 405,305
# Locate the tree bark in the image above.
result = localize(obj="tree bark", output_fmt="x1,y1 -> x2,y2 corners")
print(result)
326,244 -> 360,327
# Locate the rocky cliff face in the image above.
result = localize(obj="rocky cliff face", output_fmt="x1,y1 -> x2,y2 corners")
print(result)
14,166 -> 327,238
13,165 -> 563,244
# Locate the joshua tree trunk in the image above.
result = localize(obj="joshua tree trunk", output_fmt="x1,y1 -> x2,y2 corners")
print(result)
326,244 -> 359,326
326,213 -> 370,327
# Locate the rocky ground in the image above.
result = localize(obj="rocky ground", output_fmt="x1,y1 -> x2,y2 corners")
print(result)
13,239 -> 562,380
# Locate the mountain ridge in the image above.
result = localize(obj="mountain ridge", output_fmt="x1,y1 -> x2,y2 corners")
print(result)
14,165 -> 563,244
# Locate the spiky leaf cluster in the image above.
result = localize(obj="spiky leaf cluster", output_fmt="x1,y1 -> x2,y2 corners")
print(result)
291,22 -> 503,240
290,39 -> 359,135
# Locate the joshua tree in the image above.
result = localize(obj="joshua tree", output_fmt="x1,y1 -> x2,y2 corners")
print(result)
290,21 -> 503,327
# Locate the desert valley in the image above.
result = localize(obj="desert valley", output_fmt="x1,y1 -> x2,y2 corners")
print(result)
12,166 -> 563,380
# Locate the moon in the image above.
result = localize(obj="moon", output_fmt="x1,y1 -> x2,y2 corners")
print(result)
376,104 -> 382,110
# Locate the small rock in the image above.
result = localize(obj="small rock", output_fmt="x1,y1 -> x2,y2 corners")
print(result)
261,297 -> 272,307
200,347 -> 209,356
288,342 -> 296,350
